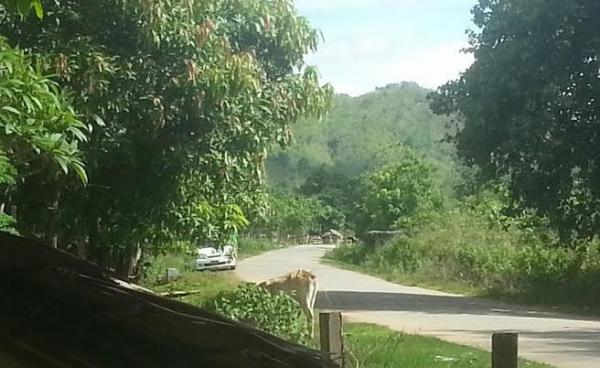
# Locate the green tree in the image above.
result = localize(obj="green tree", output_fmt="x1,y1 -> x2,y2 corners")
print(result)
429,0 -> 600,242
0,37 -> 88,235
0,37 -> 86,184
0,0 -> 331,276
357,147 -> 441,235
1,0 -> 43,18
267,83 -> 464,203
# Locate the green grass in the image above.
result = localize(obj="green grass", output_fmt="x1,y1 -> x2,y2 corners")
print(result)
344,323 -> 553,368
323,256 -> 480,297
324,252 -> 600,318
238,237 -> 283,259
141,261 -> 555,367
145,270 -> 241,307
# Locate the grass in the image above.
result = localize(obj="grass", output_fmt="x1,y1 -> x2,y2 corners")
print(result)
323,256 -> 480,297
324,250 -> 600,318
238,237 -> 283,259
344,323 -> 553,368
145,270 -> 241,307
141,260 -> 555,367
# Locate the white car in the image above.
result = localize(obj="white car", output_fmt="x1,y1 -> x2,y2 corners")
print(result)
195,244 -> 236,271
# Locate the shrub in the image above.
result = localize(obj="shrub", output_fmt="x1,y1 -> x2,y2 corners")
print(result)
330,189 -> 600,309
207,283 -> 311,345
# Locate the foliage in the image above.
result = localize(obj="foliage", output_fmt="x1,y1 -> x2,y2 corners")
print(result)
267,82 -> 462,194
251,191 -> 330,237
344,324 -> 552,368
176,201 -> 249,246
140,245 -> 196,284
0,212 -> 16,232
430,0 -> 600,242
144,268 -> 241,308
0,0 -> 332,275
330,189 -> 600,309
208,283 -> 311,345
0,37 -> 87,185
237,237 -> 280,259
356,147 -> 442,234
0,0 -> 43,18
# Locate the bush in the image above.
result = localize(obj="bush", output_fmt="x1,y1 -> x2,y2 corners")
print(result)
207,283 -> 311,345
238,237 -> 280,258
329,189 -> 600,309
141,249 -> 195,285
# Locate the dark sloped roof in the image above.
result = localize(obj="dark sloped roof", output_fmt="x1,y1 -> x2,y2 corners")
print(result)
0,232 -> 335,368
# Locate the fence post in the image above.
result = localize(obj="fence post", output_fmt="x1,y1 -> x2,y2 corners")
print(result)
319,312 -> 344,367
492,332 -> 518,368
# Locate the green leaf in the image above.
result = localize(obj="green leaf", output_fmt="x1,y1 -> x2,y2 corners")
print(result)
32,0 -> 43,18
55,156 -> 69,174
72,162 -> 88,184
92,114 -> 106,127
1,106 -> 21,115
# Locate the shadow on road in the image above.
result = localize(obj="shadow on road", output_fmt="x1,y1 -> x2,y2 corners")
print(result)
315,290 -> 597,321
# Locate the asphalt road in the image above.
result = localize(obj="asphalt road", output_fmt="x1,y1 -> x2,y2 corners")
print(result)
236,244 -> 600,368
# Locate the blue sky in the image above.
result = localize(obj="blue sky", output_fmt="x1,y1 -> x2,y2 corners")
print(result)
294,0 -> 478,96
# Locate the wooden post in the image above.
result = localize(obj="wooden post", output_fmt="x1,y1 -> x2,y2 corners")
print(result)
320,312 -> 344,367
492,332 -> 518,368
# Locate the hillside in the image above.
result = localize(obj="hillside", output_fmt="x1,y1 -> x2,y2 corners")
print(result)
266,82 -> 460,193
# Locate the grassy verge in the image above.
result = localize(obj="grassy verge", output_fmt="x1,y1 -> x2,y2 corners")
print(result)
344,323 -> 553,368
146,270 -> 241,307
325,243 -> 600,317
238,237 -> 283,259
323,256 -> 479,296
142,265 -> 554,367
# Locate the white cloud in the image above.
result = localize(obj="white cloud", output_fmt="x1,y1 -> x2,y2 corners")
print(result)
295,0 -> 476,95
307,39 -> 473,96
295,0 -> 395,12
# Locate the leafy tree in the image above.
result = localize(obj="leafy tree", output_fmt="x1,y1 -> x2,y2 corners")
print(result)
0,37 -> 86,183
356,147 -> 441,235
259,193 -> 323,238
0,37 -> 87,238
429,0 -> 600,242
0,0 -> 331,276
1,0 -> 43,18
267,83 -> 463,195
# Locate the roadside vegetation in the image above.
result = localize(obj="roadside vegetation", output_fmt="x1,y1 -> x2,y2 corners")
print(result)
327,190 -> 600,311
265,0 -> 600,314
344,324 -> 552,368
145,269 -> 554,367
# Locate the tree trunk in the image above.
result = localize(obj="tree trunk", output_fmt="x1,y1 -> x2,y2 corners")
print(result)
115,245 -> 142,281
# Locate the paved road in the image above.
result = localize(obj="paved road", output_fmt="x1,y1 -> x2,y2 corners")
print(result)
236,244 -> 600,368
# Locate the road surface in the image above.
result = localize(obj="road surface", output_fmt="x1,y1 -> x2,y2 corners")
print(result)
236,244 -> 600,368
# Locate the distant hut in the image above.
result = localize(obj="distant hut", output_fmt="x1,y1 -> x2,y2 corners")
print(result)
345,235 -> 358,244
321,229 -> 344,245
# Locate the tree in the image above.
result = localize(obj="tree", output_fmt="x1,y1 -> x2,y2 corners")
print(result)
430,0 -> 600,242
0,0 -> 332,276
0,0 -> 43,18
356,147 -> 441,235
0,36 -> 88,234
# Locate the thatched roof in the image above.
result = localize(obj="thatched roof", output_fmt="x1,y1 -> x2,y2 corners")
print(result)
0,232 -> 335,368
322,229 -> 343,238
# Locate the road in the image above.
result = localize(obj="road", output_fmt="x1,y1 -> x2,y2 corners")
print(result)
236,244 -> 600,368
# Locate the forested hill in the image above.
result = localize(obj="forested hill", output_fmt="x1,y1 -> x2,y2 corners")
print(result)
266,82 -> 460,192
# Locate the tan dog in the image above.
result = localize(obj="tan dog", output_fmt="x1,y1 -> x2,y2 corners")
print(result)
258,269 -> 318,335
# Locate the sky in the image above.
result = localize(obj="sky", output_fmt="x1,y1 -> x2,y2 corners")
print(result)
294,0 -> 478,96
